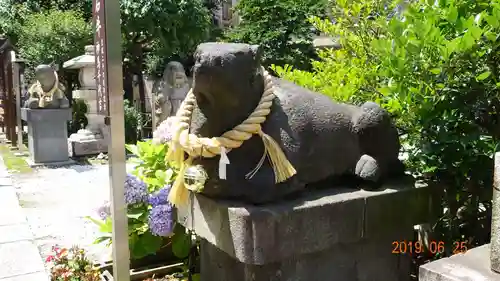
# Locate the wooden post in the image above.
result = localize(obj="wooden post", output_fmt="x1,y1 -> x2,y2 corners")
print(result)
6,54 -> 17,147
11,51 -> 22,149
0,54 -> 4,134
1,54 -> 11,142
93,0 -> 130,279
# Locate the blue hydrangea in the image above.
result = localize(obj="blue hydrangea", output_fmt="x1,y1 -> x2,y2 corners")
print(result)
148,204 -> 174,236
148,185 -> 172,207
124,174 -> 148,205
97,201 -> 111,220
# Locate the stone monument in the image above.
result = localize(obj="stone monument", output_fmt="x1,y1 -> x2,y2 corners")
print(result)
63,45 -> 109,156
21,65 -> 73,166
419,152 -> 500,281
156,43 -> 439,281
154,61 -> 189,126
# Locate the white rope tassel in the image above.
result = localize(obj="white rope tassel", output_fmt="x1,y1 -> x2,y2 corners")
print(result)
219,147 -> 230,179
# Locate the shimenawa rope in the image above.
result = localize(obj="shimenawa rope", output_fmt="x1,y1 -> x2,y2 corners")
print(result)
30,71 -> 60,108
166,67 -> 296,206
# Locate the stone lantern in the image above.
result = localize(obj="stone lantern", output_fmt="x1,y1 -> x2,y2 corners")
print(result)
63,45 -> 109,156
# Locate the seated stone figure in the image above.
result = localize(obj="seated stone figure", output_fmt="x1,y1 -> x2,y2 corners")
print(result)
154,61 -> 190,126
180,42 -> 403,204
24,64 -> 69,109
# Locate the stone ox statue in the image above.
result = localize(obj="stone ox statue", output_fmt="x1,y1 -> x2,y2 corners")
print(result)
24,64 -> 69,109
172,42 -> 403,204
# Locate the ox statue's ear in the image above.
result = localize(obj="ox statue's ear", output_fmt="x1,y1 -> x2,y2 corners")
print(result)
250,44 -> 262,62
49,62 -> 59,72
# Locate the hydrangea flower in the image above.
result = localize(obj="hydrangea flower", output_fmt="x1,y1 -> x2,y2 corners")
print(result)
153,117 -> 175,145
96,201 -> 111,220
148,185 -> 172,207
148,204 -> 174,236
124,174 -> 148,205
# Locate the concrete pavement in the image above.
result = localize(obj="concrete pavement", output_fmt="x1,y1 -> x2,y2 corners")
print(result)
0,156 -> 48,281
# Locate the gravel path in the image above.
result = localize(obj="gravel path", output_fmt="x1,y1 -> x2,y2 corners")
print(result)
12,164 -> 133,266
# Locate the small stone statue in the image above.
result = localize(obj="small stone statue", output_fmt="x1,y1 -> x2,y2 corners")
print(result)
177,43 -> 404,204
24,64 -> 69,109
154,61 -> 189,125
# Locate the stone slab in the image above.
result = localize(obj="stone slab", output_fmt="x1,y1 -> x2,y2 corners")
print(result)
419,244 -> 500,281
68,138 -> 107,157
0,188 -> 26,226
0,271 -> 49,281
0,241 -> 45,279
177,177 -> 440,265
0,224 -> 33,244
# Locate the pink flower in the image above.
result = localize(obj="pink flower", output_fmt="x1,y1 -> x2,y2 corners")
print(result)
153,117 -> 175,145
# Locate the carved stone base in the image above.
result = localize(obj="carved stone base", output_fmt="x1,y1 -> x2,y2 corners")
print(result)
68,129 -> 108,156
177,178 -> 441,281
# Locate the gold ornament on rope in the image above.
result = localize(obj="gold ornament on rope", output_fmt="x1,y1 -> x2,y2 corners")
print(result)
166,67 -> 297,206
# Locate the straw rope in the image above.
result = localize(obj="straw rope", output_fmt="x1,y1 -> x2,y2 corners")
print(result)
166,67 -> 296,206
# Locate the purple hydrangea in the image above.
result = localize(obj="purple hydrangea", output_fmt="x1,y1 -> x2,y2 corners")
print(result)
148,185 -> 172,207
152,117 -> 174,145
97,201 -> 111,220
124,174 -> 148,205
148,204 -> 174,236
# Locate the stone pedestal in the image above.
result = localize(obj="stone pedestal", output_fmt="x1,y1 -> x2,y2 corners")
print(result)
21,108 -> 74,166
177,178 -> 440,281
420,245 -> 500,281
68,89 -> 109,156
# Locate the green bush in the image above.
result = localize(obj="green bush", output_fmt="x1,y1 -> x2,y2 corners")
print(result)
226,0 -> 327,70
124,99 -> 143,144
275,0 -> 500,255
15,9 -> 92,80
68,99 -> 88,135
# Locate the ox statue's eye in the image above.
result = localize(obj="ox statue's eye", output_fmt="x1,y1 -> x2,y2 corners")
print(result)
196,92 -> 209,106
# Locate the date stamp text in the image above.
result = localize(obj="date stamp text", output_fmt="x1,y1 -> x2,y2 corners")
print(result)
392,240 -> 468,255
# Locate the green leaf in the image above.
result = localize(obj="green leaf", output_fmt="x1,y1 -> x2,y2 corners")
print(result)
143,177 -> 162,187
447,6 -> 458,23
476,71 -> 491,81
155,170 -> 166,182
99,217 -> 113,233
485,15 -> 500,28
130,231 -> 163,259
127,210 -> 144,220
165,169 -> 174,183
429,68 -> 441,74
172,225 -> 191,259
86,216 -> 106,228
125,144 -> 139,156
93,236 -> 112,245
